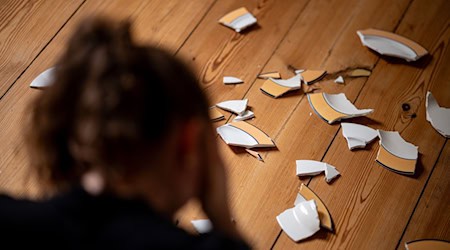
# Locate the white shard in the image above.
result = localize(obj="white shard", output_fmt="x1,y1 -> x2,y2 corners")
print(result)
341,123 -> 378,150
30,67 -> 56,89
271,74 -> 302,89
334,76 -> 344,84
216,121 -> 275,148
296,160 -> 340,183
378,130 -> 418,160
219,8 -> 257,33
325,93 -> 374,117
223,76 -> 244,85
324,164 -> 340,183
294,69 -> 305,74
276,200 -> 320,242
216,99 -> 248,116
191,219 -> 213,234
426,91 -> 450,138
233,110 -> 254,121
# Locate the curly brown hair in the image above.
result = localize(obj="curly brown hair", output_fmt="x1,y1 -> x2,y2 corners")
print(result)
26,17 -> 209,192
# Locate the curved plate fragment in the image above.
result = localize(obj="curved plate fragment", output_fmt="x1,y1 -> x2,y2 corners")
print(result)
260,74 -> 301,98
405,239 -> 450,250
426,91 -> 450,138
300,70 -> 327,85
308,93 -> 374,124
258,71 -> 281,79
276,200 -> 320,242
223,76 -> 244,85
341,122 -> 378,150
295,183 -> 334,231
216,121 -> 275,148
29,67 -> 56,89
296,160 -> 340,183
216,99 -> 248,115
209,106 -> 225,122
218,7 -> 257,32
357,28 -> 428,62
376,130 -> 418,175
191,219 -> 213,234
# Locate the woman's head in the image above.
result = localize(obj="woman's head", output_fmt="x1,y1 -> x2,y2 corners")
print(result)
27,17 -> 211,198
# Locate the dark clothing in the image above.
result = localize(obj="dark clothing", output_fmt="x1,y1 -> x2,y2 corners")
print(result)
0,188 -> 249,249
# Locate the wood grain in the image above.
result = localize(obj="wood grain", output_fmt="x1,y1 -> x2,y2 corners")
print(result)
0,0 -> 83,97
0,0 -> 215,198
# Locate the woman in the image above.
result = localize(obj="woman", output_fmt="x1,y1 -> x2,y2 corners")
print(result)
0,17 -> 248,249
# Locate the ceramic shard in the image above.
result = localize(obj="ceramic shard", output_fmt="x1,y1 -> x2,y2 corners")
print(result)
295,183 -> 334,231
349,69 -> 371,77
376,130 -> 418,175
299,70 -> 327,85
276,200 -> 320,242
191,219 -> 213,234
216,99 -> 248,116
223,76 -> 244,85
324,164 -> 340,183
357,28 -> 428,62
216,121 -> 275,148
257,71 -> 281,79
29,67 -> 56,89
218,7 -> 257,32
426,91 -> 450,138
209,106 -> 225,122
245,148 -> 263,161
308,93 -> 374,124
334,76 -> 344,84
260,74 -> 302,98
233,110 -> 254,121
341,122 -> 378,150
296,160 -> 340,183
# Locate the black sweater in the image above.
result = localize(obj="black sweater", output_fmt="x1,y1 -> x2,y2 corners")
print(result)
0,188 -> 249,249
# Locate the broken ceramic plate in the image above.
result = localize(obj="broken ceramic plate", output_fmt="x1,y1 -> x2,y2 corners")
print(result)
357,28 -> 428,62
349,69 -> 371,77
209,106 -> 225,122
245,148 -> 263,161
426,91 -> 450,138
233,110 -> 254,121
295,183 -> 334,231
223,76 -> 244,85
296,160 -> 340,183
257,71 -> 281,79
334,76 -> 344,84
191,219 -> 213,234
405,239 -> 450,250
308,93 -> 374,124
216,99 -> 248,116
276,200 -> 320,242
29,67 -> 56,89
218,7 -> 257,33
341,122 -> 378,150
299,70 -> 327,85
260,74 -> 302,98
216,121 -> 275,148
376,130 -> 418,175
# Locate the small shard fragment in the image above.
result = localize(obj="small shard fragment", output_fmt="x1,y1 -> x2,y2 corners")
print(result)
299,70 -> 327,85
209,106 -> 225,122
405,239 -> 450,250
29,67 -> 56,89
308,92 -> 374,124
276,200 -> 320,242
426,91 -> 450,138
216,99 -> 248,116
376,130 -> 418,175
245,148 -> 263,161
357,28 -> 428,62
216,121 -> 275,148
223,76 -> 244,85
233,110 -> 254,121
260,74 -> 302,98
295,183 -> 334,231
294,69 -> 305,74
334,76 -> 344,84
341,122 -> 378,150
296,160 -> 340,183
257,71 -> 281,79
191,219 -> 213,234
218,7 -> 257,33
349,69 -> 371,77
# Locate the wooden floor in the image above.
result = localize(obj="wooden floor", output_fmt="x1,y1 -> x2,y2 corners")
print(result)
0,0 -> 449,249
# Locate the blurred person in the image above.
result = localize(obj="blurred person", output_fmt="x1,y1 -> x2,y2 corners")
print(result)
0,17 -> 248,249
